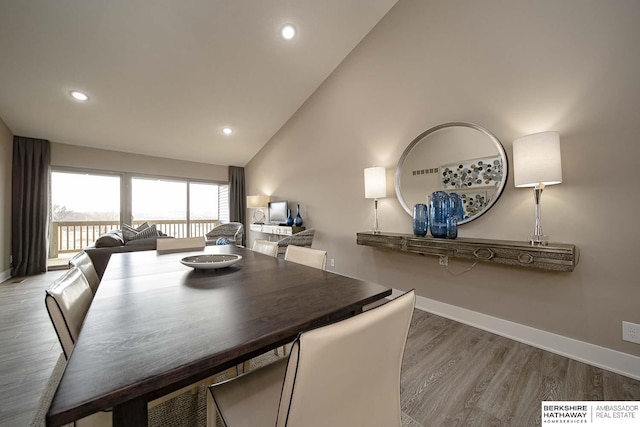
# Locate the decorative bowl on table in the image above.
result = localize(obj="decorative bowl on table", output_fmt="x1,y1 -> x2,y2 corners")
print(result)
180,254 -> 242,270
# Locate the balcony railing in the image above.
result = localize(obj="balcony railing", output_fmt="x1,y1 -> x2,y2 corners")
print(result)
49,219 -> 220,256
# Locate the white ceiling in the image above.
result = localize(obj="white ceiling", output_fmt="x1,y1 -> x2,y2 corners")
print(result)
0,0 -> 397,166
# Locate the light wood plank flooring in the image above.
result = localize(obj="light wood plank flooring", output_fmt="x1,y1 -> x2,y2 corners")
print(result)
1,271 -> 639,427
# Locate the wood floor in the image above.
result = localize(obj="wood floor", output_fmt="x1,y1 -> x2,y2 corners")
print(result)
1,271 -> 639,427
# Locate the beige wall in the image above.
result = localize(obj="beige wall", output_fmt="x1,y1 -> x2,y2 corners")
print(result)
51,142 -> 228,181
0,117 -> 12,276
246,0 -> 640,357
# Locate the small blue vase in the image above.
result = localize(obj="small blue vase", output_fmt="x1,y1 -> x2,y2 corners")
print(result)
286,209 -> 294,226
294,204 -> 303,226
446,216 -> 458,239
429,191 -> 450,238
413,204 -> 428,237
449,192 -> 464,222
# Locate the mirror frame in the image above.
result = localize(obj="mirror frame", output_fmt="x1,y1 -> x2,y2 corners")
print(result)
395,121 -> 508,225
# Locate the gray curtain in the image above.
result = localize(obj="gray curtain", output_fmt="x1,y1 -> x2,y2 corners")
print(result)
228,166 -> 246,246
12,136 -> 50,276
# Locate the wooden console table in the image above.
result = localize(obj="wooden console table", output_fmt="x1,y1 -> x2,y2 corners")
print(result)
356,232 -> 578,272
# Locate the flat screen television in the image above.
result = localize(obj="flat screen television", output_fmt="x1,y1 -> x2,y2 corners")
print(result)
268,201 -> 288,224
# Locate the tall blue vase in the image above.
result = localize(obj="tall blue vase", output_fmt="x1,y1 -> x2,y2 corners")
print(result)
429,191 -> 450,238
294,204 -> 303,226
413,204 -> 428,237
286,209 -> 294,226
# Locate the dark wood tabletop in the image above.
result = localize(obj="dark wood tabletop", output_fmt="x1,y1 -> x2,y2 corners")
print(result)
46,245 -> 391,427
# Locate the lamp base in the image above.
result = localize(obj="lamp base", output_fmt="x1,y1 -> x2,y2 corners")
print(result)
529,234 -> 549,246
252,209 -> 266,224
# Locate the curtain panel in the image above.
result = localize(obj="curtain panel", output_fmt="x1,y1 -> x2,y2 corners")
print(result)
228,166 -> 246,246
11,136 -> 50,276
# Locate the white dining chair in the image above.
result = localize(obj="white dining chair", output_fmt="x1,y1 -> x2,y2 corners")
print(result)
156,236 -> 206,253
69,250 -> 100,294
252,239 -> 279,257
45,267 -> 94,359
284,245 -> 327,270
207,290 -> 415,427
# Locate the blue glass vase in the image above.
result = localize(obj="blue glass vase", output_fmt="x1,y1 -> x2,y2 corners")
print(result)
294,204 -> 303,226
449,192 -> 464,222
446,216 -> 458,239
286,209 -> 294,226
429,191 -> 450,238
413,204 -> 428,237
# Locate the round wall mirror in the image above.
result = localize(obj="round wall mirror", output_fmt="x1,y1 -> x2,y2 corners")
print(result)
395,122 -> 508,225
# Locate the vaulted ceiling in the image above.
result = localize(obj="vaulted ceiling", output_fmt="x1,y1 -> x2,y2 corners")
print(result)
0,0 -> 397,166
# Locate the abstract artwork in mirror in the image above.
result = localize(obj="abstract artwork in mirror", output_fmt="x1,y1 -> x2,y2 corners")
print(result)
395,122 -> 508,225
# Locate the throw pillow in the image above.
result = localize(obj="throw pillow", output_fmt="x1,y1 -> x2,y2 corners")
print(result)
121,224 -> 138,242
216,237 -> 231,245
121,223 -> 152,242
95,231 -> 125,248
129,224 -> 160,241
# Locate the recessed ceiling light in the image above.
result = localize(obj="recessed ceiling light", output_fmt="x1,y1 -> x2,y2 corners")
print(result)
70,90 -> 89,101
281,24 -> 296,40
222,127 -> 233,135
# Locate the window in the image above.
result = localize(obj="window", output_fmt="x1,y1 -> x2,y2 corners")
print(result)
49,168 -> 228,265
189,182 -> 220,237
132,177 -> 187,237
131,176 -> 227,237
50,171 -> 122,261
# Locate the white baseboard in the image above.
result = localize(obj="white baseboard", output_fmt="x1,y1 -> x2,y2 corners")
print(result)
389,289 -> 640,381
0,268 -> 11,284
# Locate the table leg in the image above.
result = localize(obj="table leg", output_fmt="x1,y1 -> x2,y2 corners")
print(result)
112,397 -> 148,427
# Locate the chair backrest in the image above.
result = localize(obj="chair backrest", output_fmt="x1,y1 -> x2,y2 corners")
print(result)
276,229 -> 315,256
252,239 -> 279,257
157,236 -> 205,254
284,245 -> 327,270
205,222 -> 244,244
68,250 -> 100,294
276,290 -> 415,427
45,267 -> 94,359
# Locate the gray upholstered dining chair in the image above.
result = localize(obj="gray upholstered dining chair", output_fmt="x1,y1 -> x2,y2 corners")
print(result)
205,222 -> 244,246
68,250 -> 101,294
207,290 -> 415,427
251,239 -> 279,257
284,245 -> 327,270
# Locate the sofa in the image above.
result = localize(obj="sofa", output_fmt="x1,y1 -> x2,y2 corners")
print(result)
83,224 -> 172,279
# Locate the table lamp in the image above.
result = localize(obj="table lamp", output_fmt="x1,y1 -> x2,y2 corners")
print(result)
246,195 -> 271,224
364,166 -> 387,234
512,131 -> 562,246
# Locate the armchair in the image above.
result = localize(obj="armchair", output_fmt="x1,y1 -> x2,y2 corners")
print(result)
205,222 -> 244,246
276,229 -> 315,257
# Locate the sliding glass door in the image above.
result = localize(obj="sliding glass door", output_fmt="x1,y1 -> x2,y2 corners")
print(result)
49,170 -> 122,267
131,177 -> 187,237
48,168 -> 228,268
189,182 -> 220,237
131,176 -> 225,238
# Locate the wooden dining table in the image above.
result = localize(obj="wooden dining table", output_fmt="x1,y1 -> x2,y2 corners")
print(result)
46,244 -> 391,427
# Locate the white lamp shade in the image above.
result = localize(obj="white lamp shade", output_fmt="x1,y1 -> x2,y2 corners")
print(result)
513,131 -> 562,187
364,166 -> 387,199
246,195 -> 271,208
